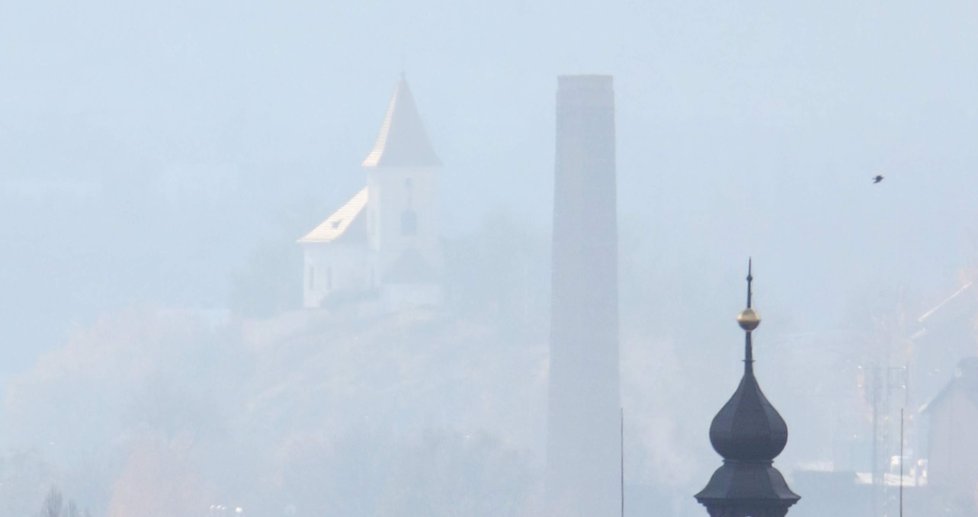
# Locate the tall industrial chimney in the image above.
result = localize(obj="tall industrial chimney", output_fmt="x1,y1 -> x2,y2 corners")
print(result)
546,75 -> 620,517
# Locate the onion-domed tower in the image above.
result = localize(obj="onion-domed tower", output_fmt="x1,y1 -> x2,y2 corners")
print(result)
695,261 -> 800,517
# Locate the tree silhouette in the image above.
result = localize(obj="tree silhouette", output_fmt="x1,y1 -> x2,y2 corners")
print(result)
40,487 -> 62,517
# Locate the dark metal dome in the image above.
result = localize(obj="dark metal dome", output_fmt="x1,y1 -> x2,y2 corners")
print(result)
708,368 -> 788,461
696,260 -> 799,517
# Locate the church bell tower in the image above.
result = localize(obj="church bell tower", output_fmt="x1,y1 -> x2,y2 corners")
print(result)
361,77 -> 443,307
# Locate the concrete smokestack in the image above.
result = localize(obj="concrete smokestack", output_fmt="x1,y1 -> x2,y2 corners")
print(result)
546,75 -> 620,517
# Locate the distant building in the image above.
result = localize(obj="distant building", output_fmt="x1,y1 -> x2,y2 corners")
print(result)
298,78 -> 443,311
921,357 -> 978,514
912,281 -> 977,402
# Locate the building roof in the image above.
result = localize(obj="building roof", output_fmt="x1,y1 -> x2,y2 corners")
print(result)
361,78 -> 441,169
297,188 -> 368,244
696,264 -> 799,512
708,368 -> 789,462
708,262 -> 789,463
921,357 -> 978,414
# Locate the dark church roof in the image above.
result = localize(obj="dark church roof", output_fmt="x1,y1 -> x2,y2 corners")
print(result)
696,262 -> 800,513
707,265 -> 789,463
708,367 -> 789,462
361,78 -> 441,169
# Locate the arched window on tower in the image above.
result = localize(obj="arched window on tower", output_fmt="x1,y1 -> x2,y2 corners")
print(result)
401,209 -> 418,236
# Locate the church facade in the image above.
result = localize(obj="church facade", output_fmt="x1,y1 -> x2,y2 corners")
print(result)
299,78 -> 443,310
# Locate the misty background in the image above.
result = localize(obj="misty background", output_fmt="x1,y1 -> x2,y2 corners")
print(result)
2,0 -> 977,515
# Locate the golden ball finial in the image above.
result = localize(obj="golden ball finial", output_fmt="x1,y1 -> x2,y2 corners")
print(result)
737,308 -> 761,331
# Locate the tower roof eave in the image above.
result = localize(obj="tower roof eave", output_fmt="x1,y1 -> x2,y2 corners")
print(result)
695,461 -> 800,504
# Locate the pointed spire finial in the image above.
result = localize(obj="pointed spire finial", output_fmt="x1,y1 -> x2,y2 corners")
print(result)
737,259 -> 760,373
737,259 -> 760,333
698,260 -> 798,514
746,257 -> 753,308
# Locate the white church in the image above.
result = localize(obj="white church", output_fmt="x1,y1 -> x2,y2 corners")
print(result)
298,78 -> 443,310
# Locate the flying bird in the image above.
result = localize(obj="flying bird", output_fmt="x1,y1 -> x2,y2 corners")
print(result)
873,174 -> 884,184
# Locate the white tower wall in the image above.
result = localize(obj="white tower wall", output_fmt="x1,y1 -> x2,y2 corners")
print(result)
365,166 -> 440,285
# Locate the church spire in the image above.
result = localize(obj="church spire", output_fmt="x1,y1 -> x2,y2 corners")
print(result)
738,258 -> 760,374
361,77 -> 441,169
695,261 -> 800,516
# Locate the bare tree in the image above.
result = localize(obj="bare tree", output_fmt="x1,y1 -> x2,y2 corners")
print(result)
40,486 -> 63,517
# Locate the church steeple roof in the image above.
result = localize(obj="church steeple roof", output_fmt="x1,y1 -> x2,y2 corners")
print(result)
361,77 -> 441,169
708,260 -> 789,462
695,261 -> 800,515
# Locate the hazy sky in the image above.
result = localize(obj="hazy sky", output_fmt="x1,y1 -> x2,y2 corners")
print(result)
1,3 -> 978,515
2,0 -> 977,380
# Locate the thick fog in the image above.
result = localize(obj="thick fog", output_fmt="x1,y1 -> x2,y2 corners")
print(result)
2,1 -> 977,516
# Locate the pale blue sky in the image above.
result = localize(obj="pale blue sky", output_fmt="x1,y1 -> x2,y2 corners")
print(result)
1,0 -> 977,375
